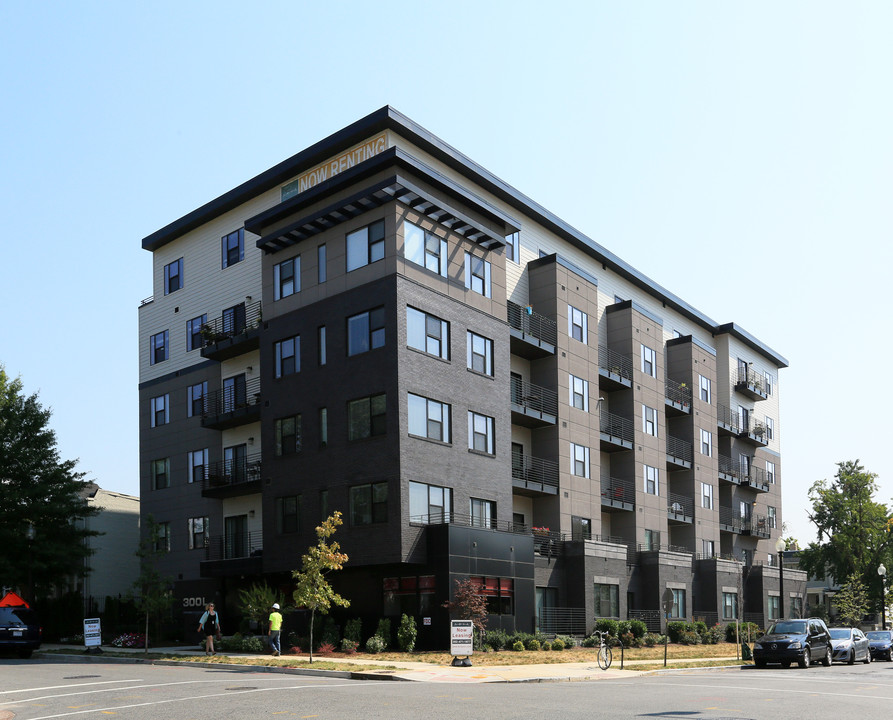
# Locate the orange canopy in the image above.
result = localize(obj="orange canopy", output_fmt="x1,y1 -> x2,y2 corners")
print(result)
0,591 -> 29,608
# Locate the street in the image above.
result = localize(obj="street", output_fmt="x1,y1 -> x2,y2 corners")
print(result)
2,657 -> 893,719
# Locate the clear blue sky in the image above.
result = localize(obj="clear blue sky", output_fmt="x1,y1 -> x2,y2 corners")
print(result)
2,1 -> 891,547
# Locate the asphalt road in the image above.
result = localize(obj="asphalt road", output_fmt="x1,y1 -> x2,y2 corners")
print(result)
3,656 -> 893,720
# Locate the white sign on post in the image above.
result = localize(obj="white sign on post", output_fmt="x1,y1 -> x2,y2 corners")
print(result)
450,619 -> 474,657
83,618 -> 102,648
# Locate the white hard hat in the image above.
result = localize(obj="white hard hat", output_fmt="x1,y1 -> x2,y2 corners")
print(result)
272,603 -> 280,610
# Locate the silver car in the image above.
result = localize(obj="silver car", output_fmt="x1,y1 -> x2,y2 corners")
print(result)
829,627 -> 871,665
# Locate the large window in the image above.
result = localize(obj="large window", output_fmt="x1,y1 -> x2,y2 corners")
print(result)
469,576 -> 513,615
702,539 -> 715,557
275,414 -> 302,455
669,588 -> 686,619
468,411 -> 494,454
467,331 -> 493,376
348,394 -> 386,440
151,458 -> 170,490
643,405 -> 658,436
150,394 -> 169,427
188,517 -> 208,550
409,481 -> 452,524
274,256 -> 300,300
404,221 -> 448,276
570,374 -> 589,411
164,258 -> 183,295
348,307 -> 385,356
276,495 -> 301,534
407,307 -> 449,359
594,583 -> 619,617
768,595 -> 780,620
470,498 -> 495,528
187,381 -> 206,418
221,228 -> 244,268
408,394 -> 450,443
722,592 -> 738,620
464,252 -> 491,298
572,516 -> 592,541
568,305 -> 588,343
150,330 -> 168,365
644,465 -> 659,495
350,481 -> 388,525
187,449 -> 207,484
644,529 -> 660,551
346,219 -> 385,272
571,443 -> 590,478
641,344 -> 656,377
187,315 -> 206,352
275,336 -> 300,378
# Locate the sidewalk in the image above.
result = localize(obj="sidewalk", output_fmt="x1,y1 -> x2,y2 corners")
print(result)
37,645 -> 745,683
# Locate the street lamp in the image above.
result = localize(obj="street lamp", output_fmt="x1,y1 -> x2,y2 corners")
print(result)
25,522 -> 35,605
775,537 -> 787,620
879,564 -> 887,630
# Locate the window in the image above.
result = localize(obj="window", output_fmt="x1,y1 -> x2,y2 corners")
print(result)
701,482 -> 713,510
274,256 -> 299,300
188,517 -> 208,550
641,344 -> 656,377
468,411 -> 495,454
318,244 -> 327,283
572,516 -> 592,541
644,465 -> 659,495
504,231 -> 519,263
570,443 -> 590,478
669,588 -> 686,619
318,326 -> 326,365
467,331 -> 493,376
702,539 -> 715,557
222,303 -> 246,335
768,595 -> 780,620
274,336 -> 300,378
570,374 -> 589,411
224,444 -> 247,483
151,458 -> 170,490
150,330 -> 169,365
154,522 -> 171,553
346,219 -> 385,271
643,405 -> 658,436
222,374 -> 246,413
319,407 -> 328,447
221,228 -> 244,268
768,506 -> 777,529
407,307 -> 449,360
150,394 -> 169,427
350,481 -> 388,525
644,529 -> 660,551
765,416 -> 774,440
348,393 -> 386,440
722,592 -> 738,620
408,394 -> 451,443
276,496 -> 301,534
467,576 -> 513,615
699,374 -> 711,403
348,307 -> 385,356
187,381 -> 207,418
187,315 -> 206,352
409,481 -> 452,524
275,415 -> 302,455
767,460 -> 776,484
700,429 -> 713,456
464,252 -> 491,298
470,498 -> 495,528
403,221 -> 448,276
594,583 -> 619,617
164,258 -> 183,294
187,449 -> 207,484
764,371 -> 774,395
568,305 -> 588,343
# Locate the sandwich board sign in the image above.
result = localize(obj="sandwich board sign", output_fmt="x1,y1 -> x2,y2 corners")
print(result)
83,618 -> 102,649
450,619 -> 474,665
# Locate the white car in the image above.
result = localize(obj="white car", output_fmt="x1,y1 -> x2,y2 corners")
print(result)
828,627 -> 871,665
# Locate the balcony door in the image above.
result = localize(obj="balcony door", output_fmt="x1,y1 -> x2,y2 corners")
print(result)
222,303 -> 246,336
223,374 -> 247,413
224,515 -> 247,559
224,444 -> 247,484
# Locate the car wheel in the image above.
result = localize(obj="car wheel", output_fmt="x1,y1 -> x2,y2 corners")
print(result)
822,646 -> 832,667
863,650 -> 871,664
797,649 -> 808,668
888,649 -> 892,662
848,650 -> 855,665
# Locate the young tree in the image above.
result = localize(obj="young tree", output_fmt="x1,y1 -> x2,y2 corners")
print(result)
132,516 -> 173,653
834,574 -> 870,627
443,578 -> 489,644
292,511 -> 349,663
238,581 -> 284,633
0,367 -> 99,602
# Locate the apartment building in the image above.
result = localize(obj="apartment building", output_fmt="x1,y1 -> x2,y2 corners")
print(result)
138,106 -> 804,644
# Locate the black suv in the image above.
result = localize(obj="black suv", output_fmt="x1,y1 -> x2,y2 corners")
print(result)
753,618 -> 832,668
0,605 -> 42,658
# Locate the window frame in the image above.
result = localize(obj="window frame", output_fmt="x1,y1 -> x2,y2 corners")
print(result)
403,220 -> 448,277
150,330 -> 169,365
643,405 -> 658,436
701,482 -> 714,509
275,414 -> 302,456
644,464 -> 659,495
274,335 -> 300,378
150,394 -> 169,427
151,457 -> 170,490
317,244 -> 327,283
187,448 -> 208,484
348,393 -> 386,441
346,219 -> 385,272
221,228 -> 244,268
164,257 -> 183,295
188,516 -> 208,550
467,411 -> 495,455
154,521 -> 171,553
641,344 -> 656,378
467,330 -> 493,376
347,307 -> 385,356
570,442 -> 590,478
700,428 -> 713,456
699,374 -> 711,403
187,381 -> 207,418
464,252 -> 492,298
273,255 -> 300,300
568,304 -> 588,344
570,374 -> 589,411
350,481 -> 388,526
407,307 -> 449,360
594,583 -> 619,618
276,495 -> 301,534
408,393 -> 451,443
470,497 -> 495,528
187,314 -> 207,352
409,481 -> 453,524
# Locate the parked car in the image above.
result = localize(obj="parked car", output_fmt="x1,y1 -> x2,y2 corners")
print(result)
753,618 -> 832,668
866,630 -> 893,661
828,627 -> 871,664
0,605 -> 42,659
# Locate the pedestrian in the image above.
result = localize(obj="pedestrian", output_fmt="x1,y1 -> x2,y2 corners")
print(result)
197,603 -> 222,656
268,603 -> 283,657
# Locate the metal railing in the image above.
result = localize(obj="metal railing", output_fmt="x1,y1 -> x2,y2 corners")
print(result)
511,454 -> 559,491
719,506 -> 745,533
717,404 -> 740,433
600,474 -> 635,506
667,492 -> 694,518
139,295 -> 154,307
666,435 -> 693,464
506,301 -> 557,346
637,542 -> 692,554
628,609 -> 663,632
204,531 -> 263,561
201,299 -> 263,347
204,452 -> 262,490
718,454 -> 742,481
203,376 -> 262,418
537,607 -> 586,636
600,410 -> 634,443
665,380 -> 692,408
510,376 -> 558,418
736,367 -> 767,396
747,513 -> 771,538
598,345 -> 633,382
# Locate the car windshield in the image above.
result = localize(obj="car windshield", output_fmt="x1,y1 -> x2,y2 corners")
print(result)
867,631 -> 892,640
828,629 -> 851,639
767,621 -> 808,634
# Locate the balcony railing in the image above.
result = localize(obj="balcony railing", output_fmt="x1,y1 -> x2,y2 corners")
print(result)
718,454 -> 742,483
664,380 -> 692,411
506,300 -> 557,347
717,404 -> 740,434
511,454 -> 559,494
510,376 -> 558,422
201,299 -> 263,347
203,376 -> 262,419
204,452 -> 262,491
600,410 -> 634,446
204,531 -> 263,561
735,367 -> 768,400
719,506 -> 744,533
743,466 -> 769,492
600,474 -> 635,509
666,435 -> 693,466
598,345 -> 633,385
536,607 -> 586,636
747,513 -> 771,538
667,492 -> 694,520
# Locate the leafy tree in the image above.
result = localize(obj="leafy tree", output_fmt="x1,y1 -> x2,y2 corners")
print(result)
0,367 -> 99,601
833,574 -> 870,627
443,578 -> 489,641
292,511 -> 349,663
132,516 -> 173,653
397,613 -> 417,652
238,581 -> 284,633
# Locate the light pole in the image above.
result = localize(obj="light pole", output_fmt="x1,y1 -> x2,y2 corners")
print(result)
775,537 -> 786,620
25,522 -> 35,605
879,563 -> 887,630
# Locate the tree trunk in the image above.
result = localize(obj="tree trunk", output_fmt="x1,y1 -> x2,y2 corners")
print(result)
309,608 -> 315,663
144,611 -> 149,654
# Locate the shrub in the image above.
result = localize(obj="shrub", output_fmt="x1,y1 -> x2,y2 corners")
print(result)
678,630 -> 701,645
110,632 -> 145,648
483,628 -> 509,651
526,638 -> 540,651
554,634 -> 576,649
702,623 -> 724,645
725,621 -> 761,643
375,618 -> 391,648
551,638 -> 565,651
581,635 -> 597,648
643,632 -> 663,647
340,638 -> 358,654
620,631 -> 638,648
344,618 -> 362,644
365,635 -> 386,654
617,620 -> 631,638
628,619 -> 648,639
317,642 -> 336,655
289,646 -> 302,654
397,614 -> 417,652
542,641 -> 552,651
666,621 -> 690,643
593,618 -> 619,637
512,640 -> 525,651
321,617 -> 340,647
693,621 -> 708,638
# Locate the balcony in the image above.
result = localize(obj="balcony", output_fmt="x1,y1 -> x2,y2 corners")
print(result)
600,475 -> 635,512
200,300 -> 263,361
667,493 -> 694,523
507,301 -> 556,358
747,513 -> 772,538
735,367 -> 768,401
598,345 -> 633,390
599,410 -> 634,451
719,505 -> 744,534
202,453 -> 263,499
511,454 -> 559,496
510,377 -> 558,427
718,454 -> 742,485
666,435 -> 693,468
742,465 -> 770,493
717,404 -> 739,435
202,376 -> 262,430
200,531 -> 263,577
664,380 -> 692,415
738,416 -> 769,447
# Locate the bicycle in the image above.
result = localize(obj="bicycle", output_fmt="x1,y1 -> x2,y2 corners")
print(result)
593,630 -> 613,670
